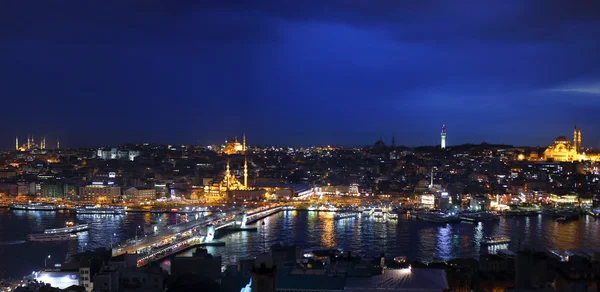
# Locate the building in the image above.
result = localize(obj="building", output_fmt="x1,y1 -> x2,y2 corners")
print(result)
542,126 -> 598,162
79,184 -> 121,202
123,187 -> 156,201
223,135 -> 246,155
96,148 -> 139,161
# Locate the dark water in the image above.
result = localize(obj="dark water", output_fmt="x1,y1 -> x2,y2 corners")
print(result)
1,208 -> 599,278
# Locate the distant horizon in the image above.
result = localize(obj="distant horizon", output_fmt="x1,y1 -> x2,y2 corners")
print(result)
6,138 -> 587,152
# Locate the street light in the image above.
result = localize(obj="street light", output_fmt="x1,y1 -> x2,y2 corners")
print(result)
45,255 -> 51,267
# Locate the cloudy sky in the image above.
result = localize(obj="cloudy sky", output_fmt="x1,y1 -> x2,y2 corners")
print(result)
1,1 -> 600,148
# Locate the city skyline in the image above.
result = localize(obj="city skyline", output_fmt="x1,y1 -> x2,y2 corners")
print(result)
2,1 -> 600,148
4,124 -> 597,150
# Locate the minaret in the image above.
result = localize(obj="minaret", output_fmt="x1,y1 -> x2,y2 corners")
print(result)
430,168 -> 434,188
15,136 -> 18,151
573,125 -> 577,152
391,136 -> 396,148
27,135 -> 31,150
578,128 -> 582,153
243,134 -> 248,188
225,160 -> 231,190
441,124 -> 446,149
57,138 -> 60,149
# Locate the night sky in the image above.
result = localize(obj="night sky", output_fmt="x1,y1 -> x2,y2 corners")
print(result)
2,1 -> 600,149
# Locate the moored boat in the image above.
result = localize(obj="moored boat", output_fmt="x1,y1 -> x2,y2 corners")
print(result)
44,222 -> 89,234
9,203 -> 57,211
27,233 -> 77,242
334,213 -> 358,220
75,206 -> 125,215
386,212 -> 398,219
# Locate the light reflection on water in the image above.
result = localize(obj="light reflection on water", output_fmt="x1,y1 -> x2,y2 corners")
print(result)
1,209 -> 600,278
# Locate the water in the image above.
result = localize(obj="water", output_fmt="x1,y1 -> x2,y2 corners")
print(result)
1,208 -> 599,278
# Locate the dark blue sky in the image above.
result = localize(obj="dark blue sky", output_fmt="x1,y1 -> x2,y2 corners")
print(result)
2,1 -> 600,149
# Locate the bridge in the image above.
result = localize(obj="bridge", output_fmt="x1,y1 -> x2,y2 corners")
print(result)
111,206 -> 286,267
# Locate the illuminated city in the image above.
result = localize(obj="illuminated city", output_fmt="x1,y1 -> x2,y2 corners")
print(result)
2,1 -> 600,292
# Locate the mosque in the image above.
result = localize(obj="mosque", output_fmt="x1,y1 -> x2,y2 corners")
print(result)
222,136 -> 245,155
204,135 -> 266,202
542,126 -> 599,162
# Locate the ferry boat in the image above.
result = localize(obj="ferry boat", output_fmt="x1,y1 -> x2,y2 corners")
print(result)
460,212 -> 500,223
420,212 -> 460,223
362,209 -> 374,217
386,212 -> 398,219
44,222 -> 89,234
75,206 -> 125,215
27,233 -> 77,242
334,212 -> 358,220
9,203 -> 58,211
481,235 -> 510,245
373,209 -> 385,218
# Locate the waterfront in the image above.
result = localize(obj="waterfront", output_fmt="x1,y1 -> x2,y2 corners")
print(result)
1,208 -> 600,279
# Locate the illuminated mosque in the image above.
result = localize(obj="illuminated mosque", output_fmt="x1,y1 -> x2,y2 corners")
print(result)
542,126 -> 599,162
205,135 -> 263,202
222,136 -> 245,155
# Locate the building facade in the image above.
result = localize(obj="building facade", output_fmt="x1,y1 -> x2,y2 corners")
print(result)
123,187 -> 156,201
79,185 -> 121,202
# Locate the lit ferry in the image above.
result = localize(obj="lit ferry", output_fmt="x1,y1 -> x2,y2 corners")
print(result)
481,235 -> 510,245
44,222 -> 89,234
386,212 -> 398,219
27,233 -> 77,242
373,209 -> 385,218
75,206 -> 125,215
9,203 -> 58,211
334,213 -> 358,220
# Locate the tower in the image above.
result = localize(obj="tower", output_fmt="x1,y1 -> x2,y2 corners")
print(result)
27,135 -> 31,150
15,136 -> 18,151
391,136 -> 396,148
225,160 -> 231,190
441,124 -> 446,149
57,138 -> 60,149
243,134 -> 248,188
573,125 -> 577,152
430,168 -> 434,188
578,128 -> 582,153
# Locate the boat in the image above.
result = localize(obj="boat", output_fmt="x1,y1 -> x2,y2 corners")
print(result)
44,222 -> 89,234
386,212 -> 398,219
373,209 -> 384,218
9,203 -> 57,211
27,233 -> 77,242
362,208 -> 374,217
460,212 -> 500,223
481,235 -> 510,245
420,212 -> 460,223
75,206 -> 125,215
334,213 -> 358,220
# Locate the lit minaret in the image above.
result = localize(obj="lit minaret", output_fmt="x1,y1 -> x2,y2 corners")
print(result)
441,124 -> 446,149
573,125 -> 577,152
578,128 -> 582,153
27,135 -> 31,150
430,168 -> 434,188
56,138 -> 60,149
15,136 -> 18,151
243,134 -> 248,188
225,159 -> 231,190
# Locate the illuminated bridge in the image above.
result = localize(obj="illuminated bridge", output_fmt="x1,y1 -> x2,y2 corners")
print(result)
126,206 -> 286,267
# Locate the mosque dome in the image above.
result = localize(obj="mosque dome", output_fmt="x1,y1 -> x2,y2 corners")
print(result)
555,136 -> 569,143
